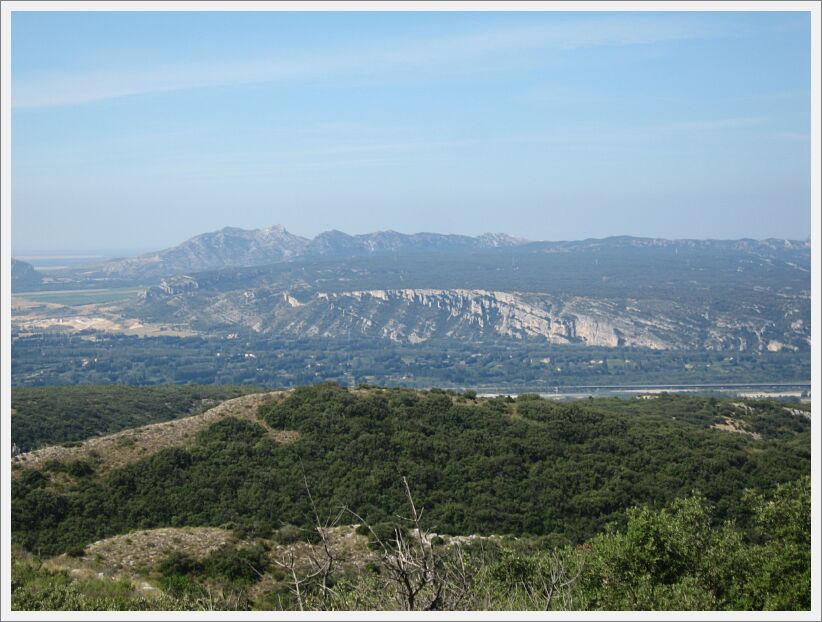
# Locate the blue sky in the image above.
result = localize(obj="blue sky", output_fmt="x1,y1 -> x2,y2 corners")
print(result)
11,10 -> 811,253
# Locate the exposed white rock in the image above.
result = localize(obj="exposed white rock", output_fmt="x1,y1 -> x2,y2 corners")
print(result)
140,282 -> 810,352
283,293 -> 302,307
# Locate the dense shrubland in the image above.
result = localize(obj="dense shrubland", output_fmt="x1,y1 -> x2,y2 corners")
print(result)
10,383 -> 811,610
12,476 -> 810,611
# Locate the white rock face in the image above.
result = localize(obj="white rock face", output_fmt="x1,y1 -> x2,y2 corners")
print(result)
283,293 -> 303,307
140,284 -> 810,352
169,285 -> 784,349
127,234 -> 810,352
229,288 -> 689,348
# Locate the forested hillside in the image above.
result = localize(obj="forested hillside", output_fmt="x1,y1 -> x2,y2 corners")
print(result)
13,384 -> 809,551
11,476 -> 810,611
10,384 -> 810,611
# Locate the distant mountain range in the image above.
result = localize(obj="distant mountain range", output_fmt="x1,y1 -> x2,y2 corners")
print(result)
12,227 -> 811,353
131,234 -> 810,352
57,225 -> 530,282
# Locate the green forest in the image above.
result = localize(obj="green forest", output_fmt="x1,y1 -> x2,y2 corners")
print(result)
11,331 -> 810,388
10,383 -> 811,610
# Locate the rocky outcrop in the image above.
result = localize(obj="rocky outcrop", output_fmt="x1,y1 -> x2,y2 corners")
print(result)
129,234 -> 810,352
138,286 -> 810,351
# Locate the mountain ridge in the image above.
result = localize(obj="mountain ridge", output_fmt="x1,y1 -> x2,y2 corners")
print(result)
133,238 -> 810,352
66,225 -> 532,282
59,225 -> 810,284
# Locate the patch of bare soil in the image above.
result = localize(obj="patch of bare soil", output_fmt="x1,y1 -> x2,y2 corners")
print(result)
12,392 -> 294,474
44,526 -> 246,596
12,297 -> 199,337
711,416 -> 762,440
44,525 -> 374,599
43,523 -> 499,603
61,527 -> 242,575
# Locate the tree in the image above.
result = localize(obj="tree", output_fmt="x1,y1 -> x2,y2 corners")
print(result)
742,476 -> 811,610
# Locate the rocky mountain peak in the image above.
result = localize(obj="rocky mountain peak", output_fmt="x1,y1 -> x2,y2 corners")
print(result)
261,224 -> 288,235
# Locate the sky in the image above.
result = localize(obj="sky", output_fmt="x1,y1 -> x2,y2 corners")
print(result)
10,10 -> 812,254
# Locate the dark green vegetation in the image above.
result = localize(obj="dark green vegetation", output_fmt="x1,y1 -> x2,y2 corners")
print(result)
11,477 -> 810,611
11,332 -> 810,388
520,477 -> 810,611
158,544 -> 271,591
11,557 -> 195,611
12,385 -> 809,558
11,385 -> 261,452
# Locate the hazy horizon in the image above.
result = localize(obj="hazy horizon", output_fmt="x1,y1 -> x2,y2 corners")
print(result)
11,11 -> 812,252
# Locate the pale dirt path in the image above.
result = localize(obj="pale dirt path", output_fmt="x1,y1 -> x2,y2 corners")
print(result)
12,391 -> 295,475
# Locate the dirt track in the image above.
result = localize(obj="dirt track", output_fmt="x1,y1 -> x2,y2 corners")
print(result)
12,391 -> 294,474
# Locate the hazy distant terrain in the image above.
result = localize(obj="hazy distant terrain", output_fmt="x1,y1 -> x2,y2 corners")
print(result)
11,227 -> 811,388
20,226 -> 529,286
11,258 -> 43,290
133,231 -> 810,352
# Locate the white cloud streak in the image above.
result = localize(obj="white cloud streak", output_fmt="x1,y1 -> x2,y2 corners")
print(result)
646,117 -> 766,132
10,116 -> 772,181
12,15 -> 729,109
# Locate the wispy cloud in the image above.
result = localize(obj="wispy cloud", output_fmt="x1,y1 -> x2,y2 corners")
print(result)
768,131 -> 810,141
13,15 -> 730,109
117,117 -> 781,180
11,116 -> 771,181
482,117 -> 768,148
12,55 -> 353,109
646,117 -> 766,132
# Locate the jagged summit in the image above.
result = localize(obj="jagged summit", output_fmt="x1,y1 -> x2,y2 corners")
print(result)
55,225 -> 808,286
80,225 -> 310,281
70,226 -> 531,281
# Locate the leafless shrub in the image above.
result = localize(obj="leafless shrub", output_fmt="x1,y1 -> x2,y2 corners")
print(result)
343,476 -> 482,610
271,467 -> 344,610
